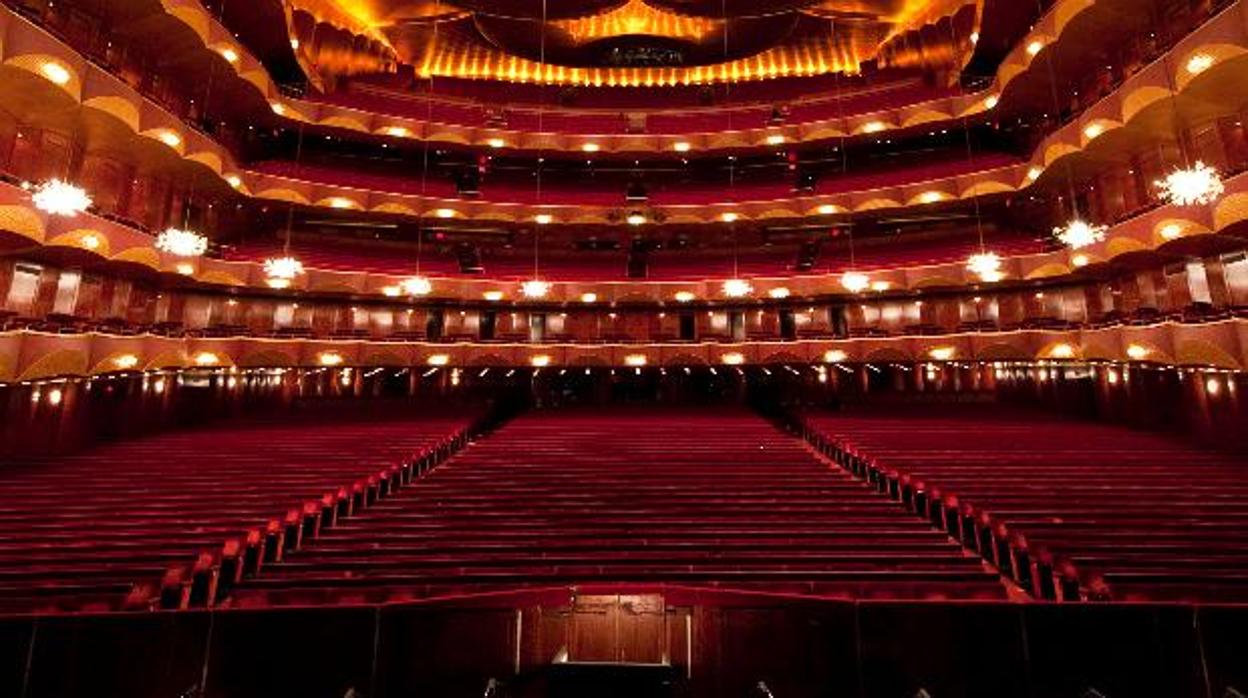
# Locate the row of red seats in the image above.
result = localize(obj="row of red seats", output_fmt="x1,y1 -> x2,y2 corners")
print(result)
226,409 -> 1008,607
0,414 -> 479,613
794,406 -> 1248,602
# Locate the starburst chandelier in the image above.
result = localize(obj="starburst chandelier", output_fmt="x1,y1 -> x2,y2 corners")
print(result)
400,276 -> 433,296
840,271 -> 870,293
722,278 -> 753,298
1155,161 -> 1224,206
154,228 -> 208,257
32,179 -> 92,216
967,252 -> 1004,282
263,256 -> 304,288
1053,219 -> 1107,250
521,279 -> 551,298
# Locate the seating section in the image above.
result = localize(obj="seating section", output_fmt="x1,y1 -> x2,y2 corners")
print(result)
799,406 -> 1248,602
0,414 -> 477,613
229,409 -> 1007,606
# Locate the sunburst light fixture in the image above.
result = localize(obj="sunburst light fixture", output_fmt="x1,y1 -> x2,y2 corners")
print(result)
1155,161 -> 1224,206
966,252 -> 1004,282
840,271 -> 870,293
1053,219 -> 1107,250
520,279 -> 551,299
31,179 -> 92,216
721,278 -> 753,298
263,256 -> 304,288
154,228 -> 208,257
400,276 -> 433,296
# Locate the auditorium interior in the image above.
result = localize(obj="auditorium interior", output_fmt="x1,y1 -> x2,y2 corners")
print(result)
1,0 -> 1248,695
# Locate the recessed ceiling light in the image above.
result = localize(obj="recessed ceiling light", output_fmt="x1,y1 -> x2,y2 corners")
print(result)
39,61 -> 71,85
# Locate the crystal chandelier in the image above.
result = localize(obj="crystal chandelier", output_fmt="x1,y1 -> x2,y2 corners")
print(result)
1053,219 -> 1107,250
967,252 -> 1004,282
263,256 -> 304,287
32,179 -> 92,216
1155,161 -> 1224,206
154,228 -> 208,257
722,278 -> 753,298
840,271 -> 870,293
400,276 -> 433,296
520,279 -> 551,298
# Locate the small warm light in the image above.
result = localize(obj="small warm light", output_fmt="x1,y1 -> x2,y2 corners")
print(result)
381,126 -> 410,138
175,263 -> 194,276
483,290 -> 504,301
840,271 -> 870,294
970,31 -> 979,44
768,287 -> 791,299
290,38 -> 300,50
1026,166 -> 1043,182
114,354 -> 139,370
400,276 -> 433,296
626,212 -> 647,226
225,174 -> 243,189
521,279 -> 551,299
674,291 -> 696,303
862,121 -> 887,134
1083,123 -> 1104,140
194,351 -> 220,366
318,352 -> 344,367
427,354 -> 450,366
1186,53 -> 1215,75
382,285 -> 401,297
267,278 -> 291,289
720,212 -> 739,223
433,208 -> 456,219
530,355 -> 552,368
1050,343 -> 1075,359
765,134 -> 785,145
1126,344 -> 1150,360
157,131 -> 182,148
155,228 -> 209,257
1107,369 -> 1120,385
270,102 -> 287,115
81,234 -> 100,250
824,350 -> 848,363
1155,162 -> 1224,206
918,191 -> 945,204
227,377 -> 237,389
984,95 -> 999,110
1026,40 -> 1045,56
39,61 -> 72,85
624,354 -> 648,367
928,347 -> 956,361
870,281 -> 891,292
816,204 -> 839,215
1206,377 -> 1221,395
534,213 -> 554,225
1072,254 -> 1090,267
721,352 -> 746,366
673,141 -> 691,152
219,47 -> 239,64
152,378 -> 166,394
1160,223 -> 1184,240
582,143 -> 600,152
722,278 -> 753,298
580,292 -> 598,303
486,137 -> 506,148
32,179 -> 92,216
47,388 -> 63,406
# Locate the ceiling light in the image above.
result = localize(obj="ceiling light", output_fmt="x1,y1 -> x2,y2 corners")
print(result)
928,346 -> 955,361
384,126 -> 410,138
113,354 -> 139,370
768,287 -> 790,299
81,233 -> 100,250
534,213 -> 554,225
219,48 -> 239,64
487,138 -> 506,148
531,355 -> 551,367
582,143 -> 600,152
270,102 -> 286,115
1126,344 -> 1150,360
1026,40 -> 1045,56
840,271 -> 870,293
721,352 -> 746,365
326,197 -> 354,209
984,95 -> 999,110
862,121 -> 886,133
626,212 -> 646,226
765,134 -> 785,145
32,179 -> 91,216
720,212 -> 739,223
47,388 -> 62,406
427,354 -> 450,366
290,39 -> 300,50
580,292 -> 598,303
967,252 -> 1003,282
225,174 -> 243,189
673,141 -> 691,152
722,278 -> 753,298
1026,166 -> 1043,182
194,351 -> 220,366
1072,254 -> 1090,267
318,352 -> 344,367
39,61 -> 71,85
624,354 -> 647,367
870,280 -> 891,292
263,256 -> 304,284
970,32 -> 979,45
1155,161 -> 1224,206
521,280 -> 550,298
919,191 -> 945,204
824,350 -> 847,363
156,228 -> 209,257
175,263 -> 194,275
157,131 -> 182,148
434,208 -> 456,218
1054,219 -> 1107,250
400,276 -> 432,296
1186,53 -> 1214,75
1083,123 -> 1104,140
1206,377 -> 1221,395
1050,343 -> 1075,359
381,285 -> 401,297
483,290 -> 504,301
674,291 -> 696,303
816,204 -> 839,215
1159,223 -> 1184,240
